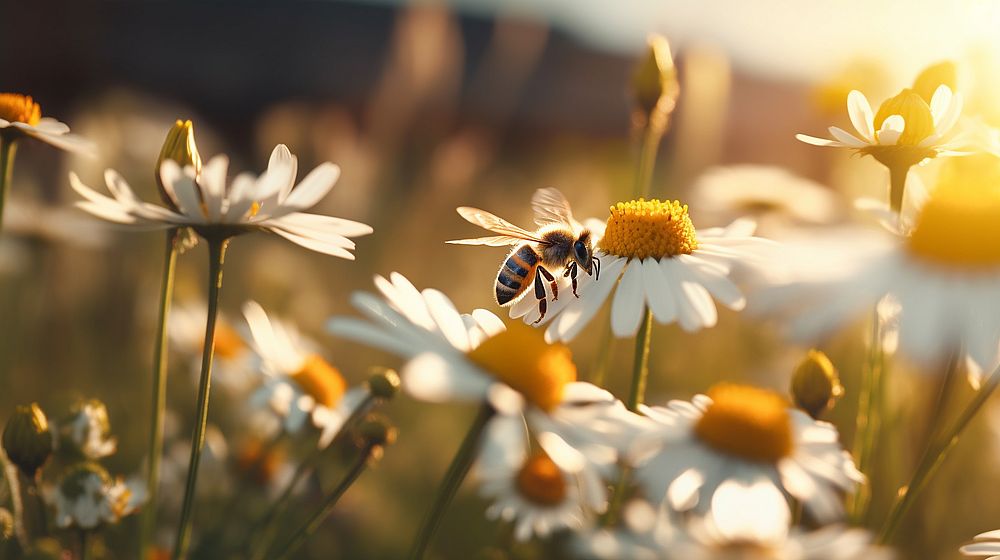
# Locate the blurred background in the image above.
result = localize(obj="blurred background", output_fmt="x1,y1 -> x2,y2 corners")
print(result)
3,0 -> 1000,558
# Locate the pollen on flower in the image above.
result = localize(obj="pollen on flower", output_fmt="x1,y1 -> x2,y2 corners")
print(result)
872,89 -> 934,146
693,383 -> 793,463
467,321 -> 576,412
598,198 -> 698,260
515,452 -> 567,506
0,93 -> 42,126
292,355 -> 347,408
908,186 -> 1000,268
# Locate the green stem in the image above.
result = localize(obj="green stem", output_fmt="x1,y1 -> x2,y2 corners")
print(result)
80,529 -> 90,560
887,164 -> 909,217
0,138 -> 17,234
632,119 -> 666,200
600,467 -> 631,527
172,237 -> 229,560
249,394 -> 378,559
877,363 -> 1000,544
1,451 -> 27,547
140,229 -> 181,559
407,403 -> 495,560
270,444 -> 379,560
849,307 -> 884,521
626,309 -> 654,412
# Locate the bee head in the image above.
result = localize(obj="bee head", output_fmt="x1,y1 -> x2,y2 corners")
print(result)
573,231 -> 594,274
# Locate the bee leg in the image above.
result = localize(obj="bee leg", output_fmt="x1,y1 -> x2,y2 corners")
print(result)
532,271 -> 548,324
538,266 -> 558,301
592,257 -> 601,281
568,262 -> 580,297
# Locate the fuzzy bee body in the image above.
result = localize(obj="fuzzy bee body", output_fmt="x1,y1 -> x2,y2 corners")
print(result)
449,188 -> 601,323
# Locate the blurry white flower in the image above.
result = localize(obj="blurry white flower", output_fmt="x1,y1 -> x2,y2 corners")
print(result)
0,93 -> 95,155
52,463 -> 144,529
961,529 -> 1000,558
4,194 -> 109,248
168,302 -> 256,394
70,144 -> 372,258
159,424 -> 230,512
757,181 -> 1000,373
630,384 -> 861,526
689,165 -> 842,229
515,199 -> 774,341
61,400 -> 116,460
242,301 -> 368,449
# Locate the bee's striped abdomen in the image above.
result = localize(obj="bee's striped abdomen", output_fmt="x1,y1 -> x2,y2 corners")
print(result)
496,244 -> 539,305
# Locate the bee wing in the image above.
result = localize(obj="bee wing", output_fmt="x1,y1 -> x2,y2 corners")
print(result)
446,235 -> 526,247
454,207 -> 545,242
532,187 -> 581,230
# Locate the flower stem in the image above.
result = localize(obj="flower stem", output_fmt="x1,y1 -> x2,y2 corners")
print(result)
269,443 -> 380,560
632,115 -> 668,199
0,450 -> 27,548
0,138 -> 18,235
626,309 -> 654,412
139,228 -> 181,559
407,403 -> 495,560
877,363 -> 1000,544
849,306 -> 886,521
80,529 -> 90,560
248,394 -> 378,559
172,237 -> 229,560
887,164 -> 909,217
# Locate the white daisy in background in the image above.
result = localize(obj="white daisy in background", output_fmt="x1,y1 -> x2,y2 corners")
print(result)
630,383 -> 862,525
961,530 -> 1000,559
516,198 -> 775,342
232,436 -> 296,499
242,300 -> 369,449
796,86 -> 964,164
756,169 -> 1000,373
689,165 -> 843,231
168,302 -> 256,394
70,144 -> 372,258
52,462 -> 145,530
476,413 -> 609,541
158,423 -> 231,513
60,400 -> 117,460
0,93 -> 96,155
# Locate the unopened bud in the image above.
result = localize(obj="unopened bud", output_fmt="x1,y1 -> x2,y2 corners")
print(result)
791,350 -> 843,419
2,403 -> 54,477
358,414 -> 398,449
0,508 -> 12,541
367,368 -> 401,400
155,120 -> 202,208
912,61 -> 957,104
631,34 -> 679,117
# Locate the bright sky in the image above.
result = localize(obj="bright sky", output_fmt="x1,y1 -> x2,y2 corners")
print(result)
350,0 -> 1000,83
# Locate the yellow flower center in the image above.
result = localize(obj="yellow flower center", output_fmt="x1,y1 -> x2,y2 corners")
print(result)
0,93 -> 41,126
291,354 -> 347,408
873,89 -> 935,146
237,438 -> 287,486
515,452 -> 567,506
907,185 -> 1000,268
598,199 -> 698,260
212,321 -> 246,360
467,321 -> 576,412
693,383 -> 793,463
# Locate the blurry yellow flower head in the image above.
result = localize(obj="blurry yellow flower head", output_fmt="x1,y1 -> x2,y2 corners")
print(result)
515,451 -> 567,506
0,94 -> 41,126
693,383 -> 793,463
0,93 -> 95,155
908,168 -> 1000,268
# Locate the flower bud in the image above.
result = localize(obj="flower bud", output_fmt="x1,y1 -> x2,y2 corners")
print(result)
60,399 -> 117,460
155,120 -> 202,208
358,414 -> 398,449
912,60 -> 957,104
367,367 -> 401,400
2,403 -> 54,477
791,350 -> 843,419
631,34 -> 679,117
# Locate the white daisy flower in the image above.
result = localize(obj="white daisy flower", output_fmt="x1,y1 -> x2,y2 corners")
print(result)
0,93 -> 96,155
52,463 -> 144,530
242,301 -> 368,449
168,302 -> 256,394
158,424 -> 231,512
232,436 -> 297,499
689,165 -> 843,229
630,383 -> 862,525
476,413 -> 608,541
515,198 -> 775,342
60,400 -> 117,460
961,529 -> 1000,558
796,86 -> 964,163
757,179 -> 1000,372
69,144 -> 372,258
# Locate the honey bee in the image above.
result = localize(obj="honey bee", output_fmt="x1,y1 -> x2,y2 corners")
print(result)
448,188 -> 601,322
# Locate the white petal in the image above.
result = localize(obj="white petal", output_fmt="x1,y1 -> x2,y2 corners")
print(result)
281,163 -> 341,210
640,257 -> 677,325
828,126 -> 868,148
795,134 -> 844,147
610,260 -> 646,337
847,90 -> 875,141
402,352 -> 492,403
